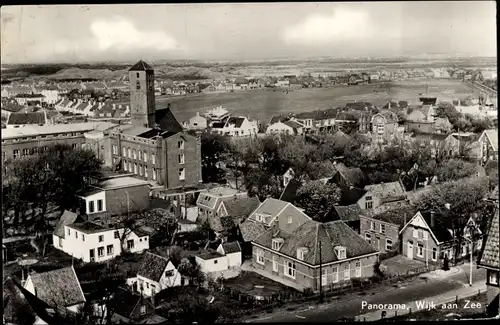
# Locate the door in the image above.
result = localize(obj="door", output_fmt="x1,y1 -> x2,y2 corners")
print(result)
89,249 -> 95,262
272,256 -> 278,272
407,241 -> 413,260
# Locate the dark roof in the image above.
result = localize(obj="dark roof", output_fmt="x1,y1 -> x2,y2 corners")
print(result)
137,252 -> 170,282
28,266 -> 85,307
195,249 -> 225,260
129,60 -> 154,71
3,277 -> 36,322
254,220 -> 377,265
221,241 -> 242,254
331,204 -> 365,222
226,116 -> 246,128
1,99 -> 25,112
269,115 -> 289,124
334,163 -> 364,188
7,112 -> 46,125
279,179 -> 303,203
419,211 -> 454,243
110,287 -> 153,319
222,196 -> 261,217
369,204 -> 418,227
137,128 -> 179,139
479,209 -> 499,270
154,106 -> 184,133
339,186 -> 367,205
283,119 -> 304,129
67,222 -> 107,234
53,210 -> 82,238
411,132 -> 449,141
239,219 -> 267,242
364,181 -> 407,203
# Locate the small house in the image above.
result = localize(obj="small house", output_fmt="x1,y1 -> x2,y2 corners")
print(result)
194,250 -> 229,273
217,242 -> 242,268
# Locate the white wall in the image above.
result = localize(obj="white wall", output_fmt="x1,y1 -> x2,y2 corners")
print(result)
226,252 -> 242,268
266,122 -> 294,135
195,255 -> 229,273
82,191 -> 106,215
137,261 -> 185,297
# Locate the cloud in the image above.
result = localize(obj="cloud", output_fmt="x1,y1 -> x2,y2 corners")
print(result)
89,16 -> 178,51
283,8 -> 396,46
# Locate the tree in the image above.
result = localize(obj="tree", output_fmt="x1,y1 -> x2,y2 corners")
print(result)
177,257 -> 206,289
200,132 -> 230,183
435,159 -> 480,182
294,181 -> 341,221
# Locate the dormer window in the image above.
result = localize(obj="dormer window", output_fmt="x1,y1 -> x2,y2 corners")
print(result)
335,246 -> 347,260
297,247 -> 309,261
287,216 -> 292,224
272,238 -> 284,251
256,214 -> 263,222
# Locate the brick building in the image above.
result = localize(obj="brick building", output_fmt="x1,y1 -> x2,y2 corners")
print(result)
103,61 -> 202,190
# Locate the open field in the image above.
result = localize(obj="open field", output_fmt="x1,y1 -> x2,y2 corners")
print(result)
120,79 -> 479,123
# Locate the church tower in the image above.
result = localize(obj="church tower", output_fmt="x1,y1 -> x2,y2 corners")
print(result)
129,60 -> 156,128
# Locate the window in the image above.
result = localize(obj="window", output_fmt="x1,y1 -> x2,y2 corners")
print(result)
321,269 -> 328,286
284,261 -> 296,279
138,151 -> 142,160
97,246 -> 104,257
89,201 -> 95,213
418,229 -> 423,239
337,248 -> 346,259
128,162 -> 132,172
366,196 -> 372,201
152,168 -> 157,180
365,233 -> 371,244
59,237 -> 63,247
123,161 -> 128,171
145,167 -> 148,178
132,163 -> 137,174
365,201 -> 373,209
139,165 -> 143,176
178,140 -> 184,149
344,264 -> 350,280
288,216 -> 292,224
178,153 -> 185,164
488,271 -> 499,285
256,214 -> 262,222
380,224 -> 386,234
179,168 -> 185,180
432,247 -> 437,260
136,72 -> 139,78
423,231 -> 428,241
107,245 -> 114,255
332,267 -> 339,283
355,261 -> 361,277
272,239 -> 282,251
68,228 -> 71,236
152,153 -> 156,165
75,231 -> 78,239
256,248 -> 265,265
122,147 -> 126,156
417,244 -> 424,257
112,145 -> 117,155
413,229 -> 418,238
13,149 -> 19,159
386,239 -> 393,250
140,305 -> 146,315
272,256 -> 278,272
98,235 -> 104,242
22,148 -> 29,156
165,270 -> 174,277
136,81 -> 140,90
133,149 -> 137,159
214,260 -> 218,264
82,234 -> 85,242
128,148 -> 131,158
127,239 -> 134,249
370,221 -> 375,230
144,151 -> 148,162
97,199 -> 103,212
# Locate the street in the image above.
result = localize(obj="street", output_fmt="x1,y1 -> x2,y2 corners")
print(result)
248,263 -> 486,323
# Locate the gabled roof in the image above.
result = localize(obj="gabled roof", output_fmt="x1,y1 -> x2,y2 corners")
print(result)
137,252 -> 170,282
331,204 -> 365,222
373,111 -> 398,124
109,287 -> 153,319
221,241 -> 242,254
28,266 -> 85,308
333,162 -> 364,188
367,204 -> 418,227
482,129 -> 498,152
239,219 -> 267,242
129,60 -> 154,71
248,198 -> 290,223
53,210 -> 82,238
221,196 -> 260,217
269,115 -> 288,124
254,220 -> 377,266
225,116 -> 246,128
3,277 -> 36,322
364,181 -> 407,203
7,112 -> 46,125
154,106 -> 184,133
283,119 -> 305,129
478,209 -> 499,270
279,179 -> 303,203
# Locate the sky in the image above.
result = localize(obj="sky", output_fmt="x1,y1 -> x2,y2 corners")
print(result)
0,2 -> 496,64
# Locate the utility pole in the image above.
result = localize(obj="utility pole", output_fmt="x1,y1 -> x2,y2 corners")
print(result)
319,241 -> 323,303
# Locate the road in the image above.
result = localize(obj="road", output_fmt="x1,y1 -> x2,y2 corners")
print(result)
248,264 -> 486,323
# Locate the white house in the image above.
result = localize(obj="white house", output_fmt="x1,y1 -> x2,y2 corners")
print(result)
35,86 -> 61,105
194,250 -> 229,273
204,106 -> 231,124
135,252 -> 187,297
24,266 -> 86,313
211,116 -> 258,137
54,221 -> 149,263
266,120 -> 304,136
216,242 -> 242,268
184,112 -> 208,130
276,79 -> 290,87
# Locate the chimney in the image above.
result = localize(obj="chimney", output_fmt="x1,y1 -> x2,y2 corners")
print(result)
430,211 -> 435,228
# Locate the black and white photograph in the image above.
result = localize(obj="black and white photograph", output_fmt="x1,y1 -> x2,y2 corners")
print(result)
1,2 -> 498,324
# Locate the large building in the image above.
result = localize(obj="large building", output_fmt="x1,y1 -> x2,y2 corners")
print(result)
102,61 -> 202,190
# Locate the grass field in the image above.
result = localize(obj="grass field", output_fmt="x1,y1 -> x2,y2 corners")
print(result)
124,79 -> 480,124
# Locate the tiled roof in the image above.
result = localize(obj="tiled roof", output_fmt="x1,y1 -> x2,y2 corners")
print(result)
418,211 -> 455,243
411,132 -> 449,142
1,101 -> 24,112
154,106 -> 184,133
374,111 -> 398,124
368,204 -> 418,227
109,287 -> 152,319
53,210 -> 80,238
137,252 -> 170,282
129,60 -> 154,71
248,198 -> 289,222
28,266 -> 85,307
239,219 -> 267,242
222,241 -> 242,254
479,209 -> 499,270
364,181 -> 407,203
269,115 -> 288,124
7,112 -> 46,125
483,129 -> 498,152
254,220 -> 377,266
67,222 -> 108,234
195,249 -> 225,260
283,119 -> 304,129
222,196 -> 260,217
338,186 -> 367,206
332,204 -> 365,222
225,116 -> 246,128
3,277 -> 36,322
334,163 -> 364,187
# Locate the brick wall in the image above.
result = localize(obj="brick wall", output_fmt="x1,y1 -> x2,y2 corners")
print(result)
105,185 -> 150,216
401,225 -> 441,263
359,216 -> 401,253
164,133 -> 201,189
2,135 -> 86,160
